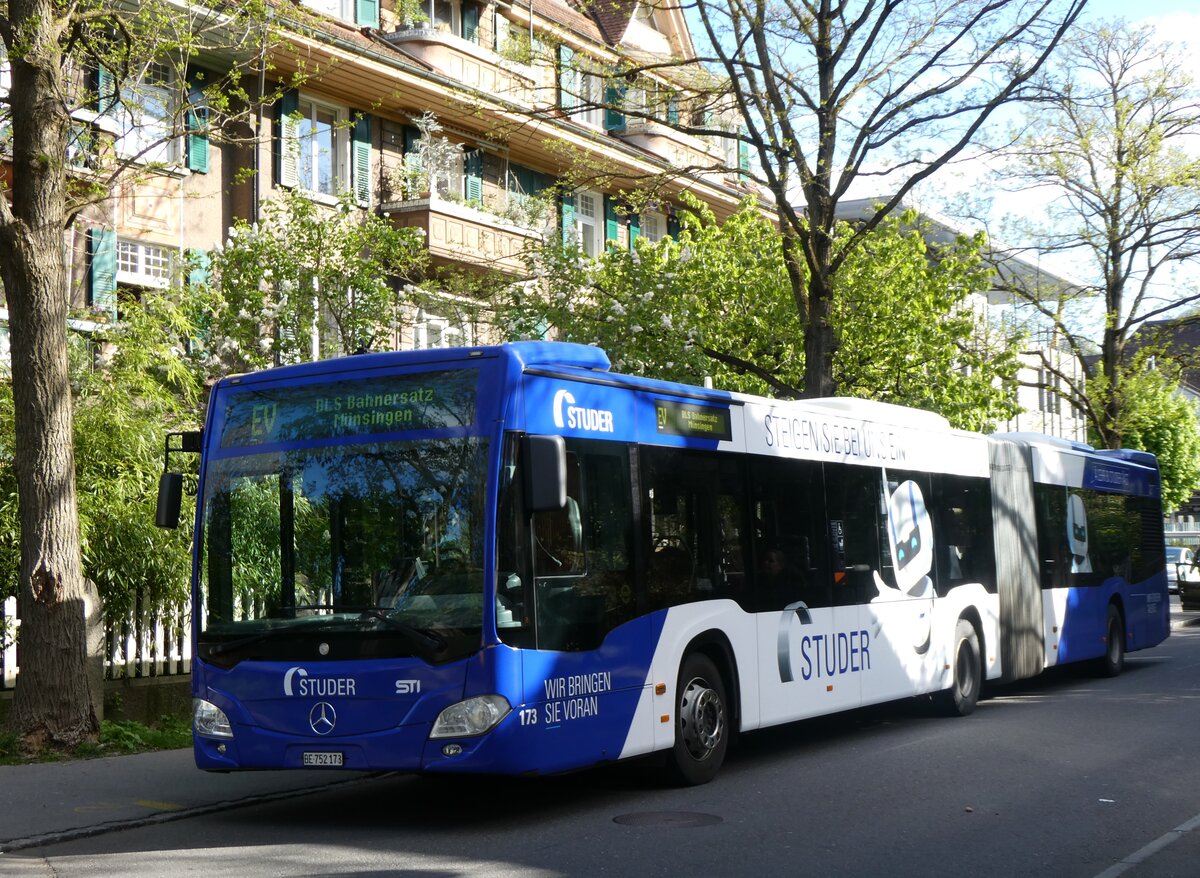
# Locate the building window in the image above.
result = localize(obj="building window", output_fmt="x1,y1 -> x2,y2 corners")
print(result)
578,72 -> 604,128
302,0 -> 353,22
299,0 -> 378,27
406,0 -> 481,39
116,239 -> 175,289
414,309 -> 472,349
642,210 -> 665,243
288,97 -> 348,197
113,61 -> 179,166
574,190 -> 603,257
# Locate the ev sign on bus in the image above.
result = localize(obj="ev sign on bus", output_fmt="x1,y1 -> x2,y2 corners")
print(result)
220,369 -> 478,448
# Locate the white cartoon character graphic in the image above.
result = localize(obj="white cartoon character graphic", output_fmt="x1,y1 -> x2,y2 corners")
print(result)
873,478 -> 934,655
1067,493 -> 1092,573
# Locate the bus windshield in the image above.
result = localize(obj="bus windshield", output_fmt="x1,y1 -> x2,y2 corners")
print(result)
197,373 -> 487,667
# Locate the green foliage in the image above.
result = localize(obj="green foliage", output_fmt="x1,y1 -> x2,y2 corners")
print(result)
504,197 -> 1020,429
0,715 -> 191,764
1103,368 -> 1200,513
203,189 -> 428,376
507,194 -> 798,394
834,212 -> 1021,431
0,292 -> 201,619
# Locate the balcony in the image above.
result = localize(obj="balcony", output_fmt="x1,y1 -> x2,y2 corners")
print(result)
381,193 -> 544,275
384,28 -> 541,107
616,118 -> 743,189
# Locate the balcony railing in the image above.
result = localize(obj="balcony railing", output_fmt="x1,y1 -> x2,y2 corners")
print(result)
381,192 -> 545,274
383,27 -> 541,107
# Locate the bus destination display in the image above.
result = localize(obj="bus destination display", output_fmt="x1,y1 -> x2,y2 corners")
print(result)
220,369 -> 477,448
655,399 -> 733,441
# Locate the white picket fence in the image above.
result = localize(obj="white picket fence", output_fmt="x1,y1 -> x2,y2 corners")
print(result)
0,595 -> 191,690
1,595 -> 18,688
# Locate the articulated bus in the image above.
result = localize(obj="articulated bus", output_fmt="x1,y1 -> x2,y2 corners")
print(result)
156,342 -> 1169,784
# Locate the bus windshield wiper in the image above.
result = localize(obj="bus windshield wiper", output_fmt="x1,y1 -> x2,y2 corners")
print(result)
205,620 -> 351,657
357,607 -> 447,651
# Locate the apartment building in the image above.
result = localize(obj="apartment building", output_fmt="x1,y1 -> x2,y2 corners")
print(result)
0,0 -> 754,361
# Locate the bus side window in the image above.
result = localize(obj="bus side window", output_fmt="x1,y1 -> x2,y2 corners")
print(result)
532,453 -> 584,577
641,447 -> 752,612
536,442 -> 636,651
823,465 -> 884,605
750,457 -> 830,610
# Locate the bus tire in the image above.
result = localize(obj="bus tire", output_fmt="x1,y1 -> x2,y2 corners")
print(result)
939,618 -> 981,717
1098,604 -> 1125,678
668,653 -> 729,786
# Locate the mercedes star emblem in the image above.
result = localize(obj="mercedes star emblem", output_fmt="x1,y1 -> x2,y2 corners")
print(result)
309,701 -> 337,736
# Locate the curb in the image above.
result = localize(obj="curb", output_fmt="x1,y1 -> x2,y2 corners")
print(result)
0,773 -> 387,854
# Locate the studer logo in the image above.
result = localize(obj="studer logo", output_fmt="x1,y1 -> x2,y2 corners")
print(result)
283,666 -> 357,697
552,389 -> 614,433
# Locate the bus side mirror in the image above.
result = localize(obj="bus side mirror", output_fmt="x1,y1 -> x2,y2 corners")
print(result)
155,430 -> 202,529
522,434 -> 566,513
156,472 -> 184,529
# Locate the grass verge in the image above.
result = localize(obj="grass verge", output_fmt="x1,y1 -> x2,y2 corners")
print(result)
0,714 -> 191,765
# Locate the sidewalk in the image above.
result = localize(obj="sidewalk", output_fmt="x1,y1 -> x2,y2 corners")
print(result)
0,747 -> 373,852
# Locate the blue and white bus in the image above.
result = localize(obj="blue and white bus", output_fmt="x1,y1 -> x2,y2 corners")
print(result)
156,342 -> 1169,784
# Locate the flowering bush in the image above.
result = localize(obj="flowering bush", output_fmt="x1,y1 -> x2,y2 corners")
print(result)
201,189 -> 428,376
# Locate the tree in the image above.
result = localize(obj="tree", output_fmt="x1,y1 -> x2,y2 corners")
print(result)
1109,366 -> 1200,513
0,0 -> 275,748
505,197 -> 1021,430
202,189 -> 429,376
995,21 -> 1200,450
1,292 -> 204,647
570,0 -> 1084,397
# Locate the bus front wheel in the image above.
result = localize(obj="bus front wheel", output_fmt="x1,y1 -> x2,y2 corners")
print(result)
939,618 -> 981,717
669,653 -> 729,786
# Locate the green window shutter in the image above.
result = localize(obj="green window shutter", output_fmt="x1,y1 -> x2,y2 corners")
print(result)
356,0 -> 379,28
275,88 -> 300,188
88,229 -> 117,319
628,212 -> 640,250
558,45 -> 576,111
186,73 -> 209,174
94,65 -> 117,114
738,126 -> 750,180
666,95 -> 679,126
604,195 -> 619,248
462,2 -> 479,42
352,112 -> 372,207
561,191 -> 575,245
464,149 -> 483,203
604,81 -> 626,132
667,214 -> 680,239
187,248 -> 211,287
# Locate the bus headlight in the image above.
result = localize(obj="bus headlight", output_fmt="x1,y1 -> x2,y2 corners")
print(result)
430,695 -> 511,738
193,698 -> 233,738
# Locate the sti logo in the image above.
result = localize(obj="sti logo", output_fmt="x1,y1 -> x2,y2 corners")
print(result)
552,389 -> 614,433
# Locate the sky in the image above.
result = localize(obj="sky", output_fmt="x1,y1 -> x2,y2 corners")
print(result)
900,0 -> 1200,301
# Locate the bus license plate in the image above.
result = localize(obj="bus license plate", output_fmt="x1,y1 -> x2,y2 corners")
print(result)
303,751 -> 343,767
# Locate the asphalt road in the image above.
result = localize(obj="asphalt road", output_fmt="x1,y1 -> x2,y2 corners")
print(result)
4,611 -> 1200,878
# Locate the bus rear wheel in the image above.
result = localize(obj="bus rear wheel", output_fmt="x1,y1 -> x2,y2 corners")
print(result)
1098,604 -> 1125,678
939,618 -> 981,717
669,653 -> 728,786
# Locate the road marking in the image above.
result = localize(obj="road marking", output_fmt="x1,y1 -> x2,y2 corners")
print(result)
1092,811 -> 1200,878
134,800 -> 184,811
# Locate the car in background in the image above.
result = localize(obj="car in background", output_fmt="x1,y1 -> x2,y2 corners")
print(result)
1167,546 -> 1198,598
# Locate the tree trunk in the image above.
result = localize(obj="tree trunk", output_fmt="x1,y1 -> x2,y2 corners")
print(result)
0,0 -> 99,748
803,272 -> 837,399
